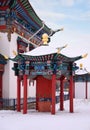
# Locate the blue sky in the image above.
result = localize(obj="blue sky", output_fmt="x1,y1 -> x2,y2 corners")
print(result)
30,0 -> 90,71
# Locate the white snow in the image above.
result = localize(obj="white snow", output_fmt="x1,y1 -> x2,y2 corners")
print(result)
75,68 -> 88,75
0,99 -> 90,130
23,45 -> 66,56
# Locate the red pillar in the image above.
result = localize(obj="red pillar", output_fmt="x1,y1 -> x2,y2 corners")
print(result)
17,76 -> 21,112
60,76 -> 64,111
85,81 -> 88,99
69,75 -> 74,113
73,81 -> 75,98
51,74 -> 56,115
23,74 -> 27,114
36,78 -> 39,110
0,72 -> 3,98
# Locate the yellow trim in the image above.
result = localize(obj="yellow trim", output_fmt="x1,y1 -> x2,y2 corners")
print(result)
13,50 -> 17,56
4,55 -> 8,60
82,53 -> 88,58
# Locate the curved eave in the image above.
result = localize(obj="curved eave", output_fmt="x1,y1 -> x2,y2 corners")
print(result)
22,45 -> 83,62
23,47 -> 83,63
10,52 -> 83,63
20,0 -> 51,33
75,73 -> 90,76
9,54 -> 25,62
58,54 -> 82,63
10,0 -> 51,34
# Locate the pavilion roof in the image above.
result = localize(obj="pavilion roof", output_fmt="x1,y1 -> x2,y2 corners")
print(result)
10,45 -> 87,77
11,51 -> 83,63
21,45 -> 83,63
75,68 -> 89,75
74,66 -> 90,82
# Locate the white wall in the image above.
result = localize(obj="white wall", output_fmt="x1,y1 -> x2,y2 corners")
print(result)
75,82 -> 85,99
75,82 -> 90,99
27,80 -> 36,97
0,32 -> 18,98
0,32 -> 10,98
20,79 -> 36,98
0,32 -> 36,99
9,33 -> 17,98
87,83 -> 90,98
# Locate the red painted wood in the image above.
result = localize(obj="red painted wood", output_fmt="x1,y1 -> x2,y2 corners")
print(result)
0,6 -> 8,10
51,74 -> 56,114
73,81 -> 75,98
0,73 -> 2,98
17,76 -> 21,112
85,81 -> 88,99
36,76 -> 52,98
36,79 -> 39,110
23,75 -> 27,114
60,77 -> 64,111
69,75 -> 74,113
36,76 -> 52,112
0,25 -> 6,30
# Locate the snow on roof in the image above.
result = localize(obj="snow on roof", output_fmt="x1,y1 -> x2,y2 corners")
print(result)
23,45 -> 66,56
75,68 -> 88,75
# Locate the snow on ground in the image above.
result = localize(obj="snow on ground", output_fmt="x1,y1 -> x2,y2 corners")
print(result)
0,99 -> 90,130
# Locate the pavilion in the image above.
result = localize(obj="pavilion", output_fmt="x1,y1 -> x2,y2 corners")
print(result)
0,0 -> 88,114
74,64 -> 90,99
10,34 -> 87,114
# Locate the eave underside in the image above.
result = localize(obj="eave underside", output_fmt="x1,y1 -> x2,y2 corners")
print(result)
0,0 -> 51,34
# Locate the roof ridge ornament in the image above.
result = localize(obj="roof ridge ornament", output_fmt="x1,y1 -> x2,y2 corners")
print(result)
56,44 -> 68,54
49,27 -> 64,37
82,53 -> 88,58
4,55 -> 9,60
13,50 -> 17,56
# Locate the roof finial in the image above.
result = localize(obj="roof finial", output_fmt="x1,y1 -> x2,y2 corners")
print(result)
13,50 -> 17,56
56,44 -> 68,54
82,53 -> 88,58
4,55 -> 8,60
80,63 -> 83,69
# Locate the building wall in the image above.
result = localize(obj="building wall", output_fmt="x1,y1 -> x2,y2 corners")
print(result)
87,83 -> 90,98
0,32 -> 36,99
75,82 -> 90,99
0,32 -> 17,98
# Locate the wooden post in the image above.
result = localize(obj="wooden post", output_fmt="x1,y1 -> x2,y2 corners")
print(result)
60,76 -> 65,111
36,78 -> 39,110
23,74 -> 27,114
17,76 -> 21,112
85,81 -> 88,99
51,74 -> 56,115
69,63 -> 74,113
69,75 -> 74,113
73,80 -> 75,98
